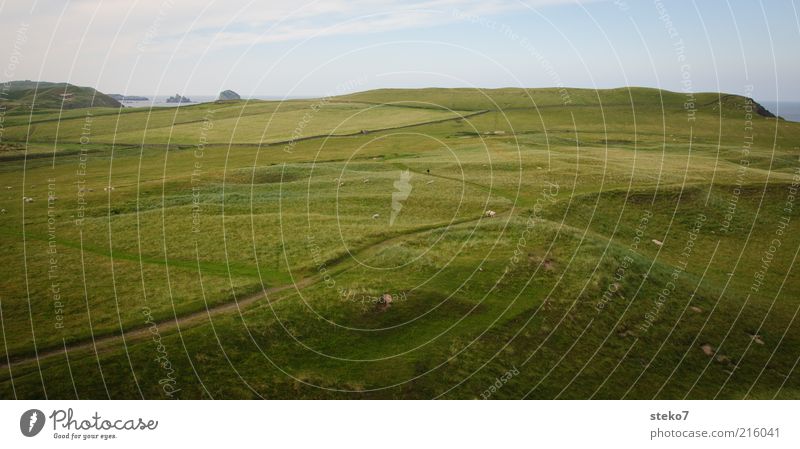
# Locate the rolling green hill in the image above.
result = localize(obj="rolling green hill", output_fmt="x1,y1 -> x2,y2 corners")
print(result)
0,87 -> 797,399
0,80 -> 121,111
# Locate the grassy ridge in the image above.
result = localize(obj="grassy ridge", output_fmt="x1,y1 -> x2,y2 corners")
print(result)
0,81 -> 121,111
0,87 -> 798,399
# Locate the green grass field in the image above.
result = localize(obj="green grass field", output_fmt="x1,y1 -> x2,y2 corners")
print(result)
0,87 -> 798,399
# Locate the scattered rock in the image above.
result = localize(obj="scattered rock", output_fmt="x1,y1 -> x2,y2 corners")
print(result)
363,178 -> 369,183
749,334 -> 765,345
652,239 -> 663,246
485,210 -> 496,218
716,355 -> 730,363
700,343 -> 714,356
380,293 -> 393,304
690,306 -> 703,313
426,180 -> 434,184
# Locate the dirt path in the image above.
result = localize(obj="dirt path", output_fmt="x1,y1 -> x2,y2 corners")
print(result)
0,277 -> 317,371
0,208 -> 504,371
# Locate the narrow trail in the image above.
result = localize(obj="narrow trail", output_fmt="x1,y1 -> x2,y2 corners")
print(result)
0,277 -> 317,372
11,109 -> 490,150
3,178 -> 766,372
0,209 -> 503,372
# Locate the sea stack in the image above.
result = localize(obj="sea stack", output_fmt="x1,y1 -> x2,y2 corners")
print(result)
218,90 -> 241,101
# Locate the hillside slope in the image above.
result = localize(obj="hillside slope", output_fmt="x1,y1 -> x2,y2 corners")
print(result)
337,86 -> 778,118
0,80 -> 121,111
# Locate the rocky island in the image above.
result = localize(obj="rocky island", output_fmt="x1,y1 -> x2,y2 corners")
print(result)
218,90 -> 241,101
166,93 -> 192,103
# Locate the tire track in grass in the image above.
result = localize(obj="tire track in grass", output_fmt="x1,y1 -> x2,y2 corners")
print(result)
0,208 -> 505,372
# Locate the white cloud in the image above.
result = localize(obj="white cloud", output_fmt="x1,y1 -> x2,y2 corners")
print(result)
0,0 -> 594,93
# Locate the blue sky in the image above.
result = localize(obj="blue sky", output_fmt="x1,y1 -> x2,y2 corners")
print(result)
0,0 -> 798,101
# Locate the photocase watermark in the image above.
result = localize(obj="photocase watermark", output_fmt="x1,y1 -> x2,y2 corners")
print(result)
654,0 -> 696,121
338,287 -> 407,305
49,408 -> 158,441
390,169 -> 412,226
307,233 -> 338,290
21,408 -> 159,440
719,84 -> 755,234
191,109 -> 214,235
141,307 -> 181,398
595,209 -> 653,313
0,22 -> 29,142
637,213 -> 706,332
20,409 -> 45,437
137,0 -> 174,52
44,177 -> 65,331
282,75 -> 368,154
74,111 -> 93,227
480,365 -> 519,399
452,9 -> 571,105
750,160 -> 799,294
498,181 -> 559,284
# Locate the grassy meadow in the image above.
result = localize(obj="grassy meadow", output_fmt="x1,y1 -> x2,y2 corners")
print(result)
0,87 -> 798,399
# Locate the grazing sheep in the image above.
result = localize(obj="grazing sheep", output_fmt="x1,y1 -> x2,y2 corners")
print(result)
485,210 -> 496,218
372,213 -> 380,219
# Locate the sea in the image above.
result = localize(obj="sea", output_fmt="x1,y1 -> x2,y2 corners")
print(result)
119,94 -> 313,108
759,101 -> 800,122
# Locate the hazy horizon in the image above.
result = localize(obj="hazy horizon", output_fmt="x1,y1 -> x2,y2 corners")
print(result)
1,0 -> 798,101
7,80 -> 800,104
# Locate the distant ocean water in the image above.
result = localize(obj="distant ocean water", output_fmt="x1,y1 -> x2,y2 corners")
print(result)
760,101 -> 800,122
120,94 -> 314,108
